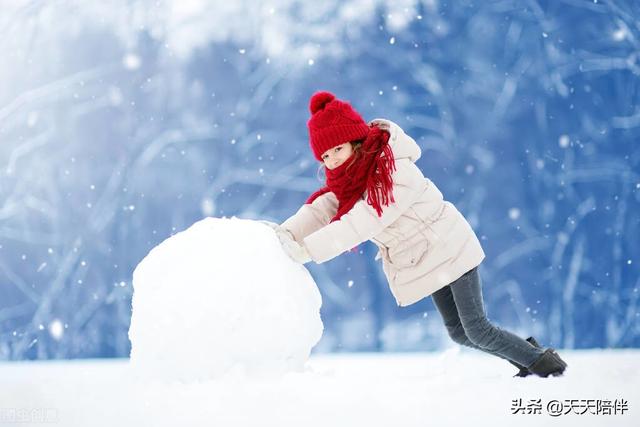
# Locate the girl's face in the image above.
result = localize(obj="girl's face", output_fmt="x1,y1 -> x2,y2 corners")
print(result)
321,142 -> 353,170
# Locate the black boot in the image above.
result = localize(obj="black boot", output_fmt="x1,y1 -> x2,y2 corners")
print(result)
508,336 -> 541,377
527,348 -> 568,377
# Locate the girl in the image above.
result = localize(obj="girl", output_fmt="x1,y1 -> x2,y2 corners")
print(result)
266,91 -> 568,378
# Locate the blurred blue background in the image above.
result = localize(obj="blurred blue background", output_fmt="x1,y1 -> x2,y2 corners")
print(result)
0,0 -> 638,360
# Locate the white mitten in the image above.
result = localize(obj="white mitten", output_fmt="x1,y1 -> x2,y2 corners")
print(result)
259,220 -> 312,263
275,229 -> 312,264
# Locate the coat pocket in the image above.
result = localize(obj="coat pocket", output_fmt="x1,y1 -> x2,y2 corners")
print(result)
386,227 -> 432,269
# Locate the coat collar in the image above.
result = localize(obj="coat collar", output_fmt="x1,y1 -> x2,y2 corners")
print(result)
368,118 -> 421,162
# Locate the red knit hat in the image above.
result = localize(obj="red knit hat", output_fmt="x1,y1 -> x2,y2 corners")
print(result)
307,91 -> 371,161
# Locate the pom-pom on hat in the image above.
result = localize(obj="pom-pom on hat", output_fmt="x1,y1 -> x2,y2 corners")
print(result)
307,91 -> 371,161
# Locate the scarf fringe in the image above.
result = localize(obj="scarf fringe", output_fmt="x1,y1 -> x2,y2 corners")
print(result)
365,143 -> 396,216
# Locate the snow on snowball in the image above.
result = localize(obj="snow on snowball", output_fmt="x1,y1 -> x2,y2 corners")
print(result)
128,217 -> 323,382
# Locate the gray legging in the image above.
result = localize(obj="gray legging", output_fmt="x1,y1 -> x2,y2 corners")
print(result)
431,266 -> 545,368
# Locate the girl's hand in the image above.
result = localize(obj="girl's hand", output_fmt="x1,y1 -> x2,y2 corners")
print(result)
259,220 -> 311,263
278,231 -> 312,264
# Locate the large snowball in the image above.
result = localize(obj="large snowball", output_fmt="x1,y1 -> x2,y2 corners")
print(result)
128,217 -> 323,381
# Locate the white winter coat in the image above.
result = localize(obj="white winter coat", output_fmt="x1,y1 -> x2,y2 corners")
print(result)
281,118 -> 486,307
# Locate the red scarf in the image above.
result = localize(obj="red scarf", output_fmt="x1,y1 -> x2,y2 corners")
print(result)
306,125 -> 396,223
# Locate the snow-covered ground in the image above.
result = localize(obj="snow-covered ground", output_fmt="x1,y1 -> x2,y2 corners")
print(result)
1,349 -> 637,427
4,221 -> 636,427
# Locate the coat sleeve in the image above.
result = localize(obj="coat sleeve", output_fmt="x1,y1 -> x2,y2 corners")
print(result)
281,191 -> 338,244
303,158 -> 427,264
